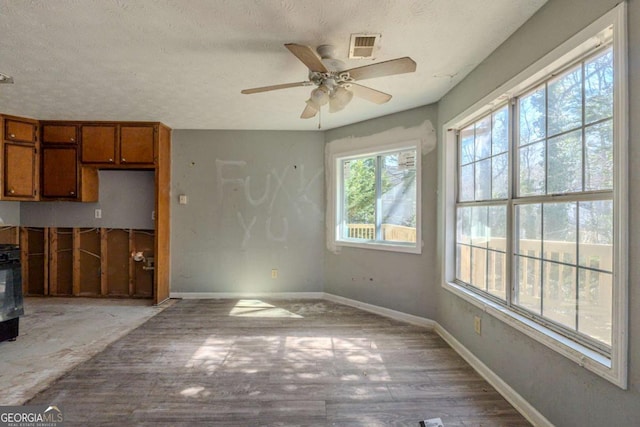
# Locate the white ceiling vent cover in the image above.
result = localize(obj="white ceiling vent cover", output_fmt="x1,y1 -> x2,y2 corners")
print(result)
349,34 -> 381,59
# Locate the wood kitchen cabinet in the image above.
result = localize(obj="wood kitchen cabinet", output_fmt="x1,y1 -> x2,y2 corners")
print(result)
41,146 -> 98,201
81,123 -> 156,167
120,125 -> 155,165
1,115 -> 39,201
1,113 -> 171,304
42,123 -> 78,145
81,124 -> 117,164
41,146 -> 77,198
4,142 -> 38,199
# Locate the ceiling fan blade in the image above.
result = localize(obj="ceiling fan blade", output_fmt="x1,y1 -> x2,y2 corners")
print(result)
300,102 -> 318,119
342,57 -> 416,81
349,83 -> 392,104
285,43 -> 329,73
241,81 -> 312,94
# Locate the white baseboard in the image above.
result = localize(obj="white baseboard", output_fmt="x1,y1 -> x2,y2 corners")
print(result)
169,290 -> 550,426
170,292 -> 325,300
323,293 -> 436,329
434,324 -> 553,427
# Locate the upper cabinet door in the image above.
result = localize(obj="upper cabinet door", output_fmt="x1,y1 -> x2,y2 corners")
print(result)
4,118 -> 37,143
81,124 -> 117,164
41,146 -> 78,198
4,142 -> 37,199
42,124 -> 78,144
120,125 -> 155,165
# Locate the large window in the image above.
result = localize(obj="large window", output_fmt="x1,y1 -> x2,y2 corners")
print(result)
333,141 -> 421,253
443,4 -> 627,387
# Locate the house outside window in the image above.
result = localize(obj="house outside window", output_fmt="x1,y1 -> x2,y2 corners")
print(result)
332,140 -> 421,254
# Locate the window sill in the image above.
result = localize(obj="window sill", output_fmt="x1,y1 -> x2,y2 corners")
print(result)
442,281 -> 625,387
335,239 -> 422,254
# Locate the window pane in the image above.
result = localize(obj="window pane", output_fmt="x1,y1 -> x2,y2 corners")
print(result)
459,164 -> 474,202
492,106 -> 509,154
585,120 -> 613,191
460,125 -> 475,165
380,151 -> 417,243
488,205 -> 506,251
542,261 -> 577,329
487,251 -> 506,300
471,247 -> 487,291
475,158 -> 491,200
343,157 -> 376,238
471,206 -> 488,247
518,141 -> 545,196
578,270 -> 612,346
516,256 -> 541,315
475,116 -> 491,160
492,153 -> 508,199
585,49 -> 614,124
543,202 -> 577,264
456,244 -> 471,284
457,206 -> 472,244
516,204 -> 541,257
519,86 -> 546,145
548,130 -> 582,194
579,201 -> 613,271
548,66 -> 582,136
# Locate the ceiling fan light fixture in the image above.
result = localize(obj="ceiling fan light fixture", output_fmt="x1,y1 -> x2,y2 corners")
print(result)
329,86 -> 354,113
310,85 -> 330,107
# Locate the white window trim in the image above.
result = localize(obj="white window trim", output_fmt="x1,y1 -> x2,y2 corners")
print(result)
329,139 -> 422,254
440,3 -> 628,388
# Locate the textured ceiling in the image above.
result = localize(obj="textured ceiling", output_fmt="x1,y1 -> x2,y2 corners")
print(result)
0,0 -> 547,130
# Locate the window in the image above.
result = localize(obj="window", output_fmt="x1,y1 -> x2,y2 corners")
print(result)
333,140 -> 421,253
442,4 -> 627,387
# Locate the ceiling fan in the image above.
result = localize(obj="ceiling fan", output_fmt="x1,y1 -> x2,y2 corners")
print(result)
241,43 -> 417,119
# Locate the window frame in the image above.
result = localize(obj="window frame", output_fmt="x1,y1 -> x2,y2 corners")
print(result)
331,139 -> 422,254
441,3 -> 627,388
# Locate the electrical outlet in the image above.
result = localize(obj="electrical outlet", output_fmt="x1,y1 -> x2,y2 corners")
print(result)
94,209 -> 102,219
474,316 -> 482,335
271,269 -> 278,279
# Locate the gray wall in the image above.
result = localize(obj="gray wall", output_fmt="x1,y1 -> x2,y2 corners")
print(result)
170,130 -> 325,294
324,105 -> 439,318
436,0 -> 640,425
0,201 -> 20,225
21,170 -> 155,229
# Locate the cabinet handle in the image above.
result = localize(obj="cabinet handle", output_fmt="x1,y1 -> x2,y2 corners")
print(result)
108,158 -> 113,162
10,189 -> 15,194
70,191 -> 75,196
9,133 -> 15,139
70,137 -> 75,142
121,158 -> 126,162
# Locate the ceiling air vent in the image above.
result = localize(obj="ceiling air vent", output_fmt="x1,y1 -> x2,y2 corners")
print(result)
349,33 -> 381,59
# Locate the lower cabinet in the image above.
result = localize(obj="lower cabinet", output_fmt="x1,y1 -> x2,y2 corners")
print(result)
0,226 -> 154,298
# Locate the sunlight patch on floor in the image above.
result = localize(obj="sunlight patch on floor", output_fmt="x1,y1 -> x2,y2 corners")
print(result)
229,299 -> 303,318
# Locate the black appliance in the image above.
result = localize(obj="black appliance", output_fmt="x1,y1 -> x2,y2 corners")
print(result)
0,244 -> 23,343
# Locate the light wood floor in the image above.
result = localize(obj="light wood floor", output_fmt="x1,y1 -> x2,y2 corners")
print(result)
29,299 -> 531,426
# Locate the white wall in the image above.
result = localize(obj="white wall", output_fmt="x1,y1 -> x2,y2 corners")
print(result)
0,201 -> 20,225
170,130 -> 325,294
323,105 -> 438,317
